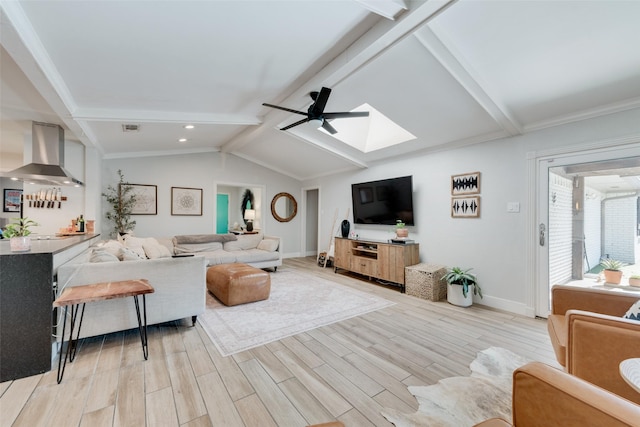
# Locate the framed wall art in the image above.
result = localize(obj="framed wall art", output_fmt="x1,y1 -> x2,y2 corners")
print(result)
451,196 -> 480,218
3,189 -> 22,212
125,184 -> 157,215
451,172 -> 481,196
172,187 -> 203,216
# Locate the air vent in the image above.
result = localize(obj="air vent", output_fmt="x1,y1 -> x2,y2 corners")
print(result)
122,124 -> 140,132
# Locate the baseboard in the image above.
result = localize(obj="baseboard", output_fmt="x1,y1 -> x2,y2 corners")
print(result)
477,295 -> 535,318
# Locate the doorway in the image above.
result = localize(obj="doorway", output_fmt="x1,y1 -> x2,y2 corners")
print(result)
535,146 -> 640,317
303,187 -> 320,257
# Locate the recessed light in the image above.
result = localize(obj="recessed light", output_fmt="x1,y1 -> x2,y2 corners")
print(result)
178,138 -> 188,143
184,125 -> 195,129
10,177 -> 18,181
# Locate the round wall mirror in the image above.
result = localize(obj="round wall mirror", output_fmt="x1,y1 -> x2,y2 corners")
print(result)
271,192 -> 298,222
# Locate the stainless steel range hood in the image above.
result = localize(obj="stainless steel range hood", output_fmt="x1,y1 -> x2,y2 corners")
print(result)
7,122 -> 83,186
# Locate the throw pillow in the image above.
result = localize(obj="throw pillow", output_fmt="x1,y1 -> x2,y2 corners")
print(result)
124,236 -> 147,259
101,240 -> 124,257
623,300 -> 640,321
119,246 -> 145,261
257,239 -> 279,252
90,249 -> 120,263
143,238 -> 172,259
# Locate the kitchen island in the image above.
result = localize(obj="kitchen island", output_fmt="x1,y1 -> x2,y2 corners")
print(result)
0,234 -> 100,381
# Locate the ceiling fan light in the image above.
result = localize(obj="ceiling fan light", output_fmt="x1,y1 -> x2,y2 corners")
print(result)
309,118 -> 323,129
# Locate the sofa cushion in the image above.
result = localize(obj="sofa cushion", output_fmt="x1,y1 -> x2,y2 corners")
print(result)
202,249 -> 238,266
90,249 -> 120,263
143,238 -> 172,259
623,300 -> 640,321
257,239 -> 279,252
174,241 -> 223,254
224,234 -> 263,251
174,234 -> 237,244
236,248 -> 280,263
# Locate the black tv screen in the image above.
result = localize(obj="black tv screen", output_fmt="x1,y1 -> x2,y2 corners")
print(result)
351,176 -> 414,226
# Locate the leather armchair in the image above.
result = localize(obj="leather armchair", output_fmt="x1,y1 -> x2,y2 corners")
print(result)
474,362 -> 640,426
547,285 -> 640,404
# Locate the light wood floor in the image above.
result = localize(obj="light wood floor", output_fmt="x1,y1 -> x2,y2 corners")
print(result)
1,257 -> 557,427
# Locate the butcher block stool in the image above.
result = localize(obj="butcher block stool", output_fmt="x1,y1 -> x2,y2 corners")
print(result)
53,279 -> 154,383
207,263 -> 270,306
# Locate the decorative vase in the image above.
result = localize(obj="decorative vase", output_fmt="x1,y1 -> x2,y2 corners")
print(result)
341,220 -> 350,238
10,236 -> 31,252
603,269 -> 623,285
396,228 -> 409,239
447,283 -> 473,307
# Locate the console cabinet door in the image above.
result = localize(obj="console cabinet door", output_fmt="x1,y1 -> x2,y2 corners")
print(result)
334,238 -> 350,269
378,245 -> 404,283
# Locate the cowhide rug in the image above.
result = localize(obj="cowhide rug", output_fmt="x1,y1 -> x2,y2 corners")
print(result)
382,347 -> 530,427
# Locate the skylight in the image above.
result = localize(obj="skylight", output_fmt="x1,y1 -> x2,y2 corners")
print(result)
320,103 -> 416,153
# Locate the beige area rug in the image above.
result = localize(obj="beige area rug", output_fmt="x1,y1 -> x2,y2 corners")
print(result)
198,268 -> 395,356
382,347 -> 531,427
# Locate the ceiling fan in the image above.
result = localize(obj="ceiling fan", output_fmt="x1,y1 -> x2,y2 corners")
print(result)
262,87 -> 369,134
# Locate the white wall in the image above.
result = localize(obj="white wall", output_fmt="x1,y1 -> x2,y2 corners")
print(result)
102,152 -> 303,256
304,107 -> 640,316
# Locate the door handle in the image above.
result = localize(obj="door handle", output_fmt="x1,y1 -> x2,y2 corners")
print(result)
539,223 -> 546,246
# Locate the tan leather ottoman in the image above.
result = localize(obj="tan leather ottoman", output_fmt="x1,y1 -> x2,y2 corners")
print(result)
206,263 -> 270,306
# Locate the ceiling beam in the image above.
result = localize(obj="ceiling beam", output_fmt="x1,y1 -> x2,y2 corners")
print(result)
72,108 -> 261,126
354,0 -> 407,20
415,24 -> 523,136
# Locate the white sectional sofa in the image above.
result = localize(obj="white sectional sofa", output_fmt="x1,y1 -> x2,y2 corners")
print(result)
54,232 -> 281,339
57,255 -> 206,339
169,233 -> 282,271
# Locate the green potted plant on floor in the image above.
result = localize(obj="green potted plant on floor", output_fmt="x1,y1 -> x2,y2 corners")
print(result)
600,258 -> 623,285
442,266 -> 482,307
3,217 -> 38,252
102,169 -> 137,237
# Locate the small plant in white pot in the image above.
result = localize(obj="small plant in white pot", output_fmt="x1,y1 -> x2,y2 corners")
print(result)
600,258 -> 623,284
442,266 -> 483,307
3,217 -> 38,252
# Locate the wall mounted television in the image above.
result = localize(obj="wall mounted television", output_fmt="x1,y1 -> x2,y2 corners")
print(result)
351,175 -> 414,226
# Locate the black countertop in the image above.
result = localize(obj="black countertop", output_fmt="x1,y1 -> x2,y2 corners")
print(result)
0,234 -> 100,256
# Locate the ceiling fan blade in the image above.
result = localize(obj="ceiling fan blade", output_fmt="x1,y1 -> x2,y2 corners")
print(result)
321,120 -> 338,135
280,117 -> 310,131
309,87 -> 331,116
322,111 -> 369,119
262,103 -> 307,116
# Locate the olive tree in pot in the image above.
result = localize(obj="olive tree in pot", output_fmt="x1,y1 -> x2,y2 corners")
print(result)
102,169 -> 137,238
3,217 -> 38,252
442,267 -> 483,307
600,258 -> 623,284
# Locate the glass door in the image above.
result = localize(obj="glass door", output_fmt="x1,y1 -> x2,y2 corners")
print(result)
536,148 -> 640,317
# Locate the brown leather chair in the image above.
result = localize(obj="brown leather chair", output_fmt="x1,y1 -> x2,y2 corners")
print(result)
547,285 -> 640,404
474,362 -> 640,426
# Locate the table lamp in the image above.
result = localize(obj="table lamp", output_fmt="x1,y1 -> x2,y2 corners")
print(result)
244,209 -> 256,232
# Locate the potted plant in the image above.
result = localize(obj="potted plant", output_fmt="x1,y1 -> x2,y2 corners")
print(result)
395,220 -> 408,238
102,169 -> 137,237
442,266 -> 482,307
629,274 -> 640,288
3,217 -> 38,252
600,258 -> 623,284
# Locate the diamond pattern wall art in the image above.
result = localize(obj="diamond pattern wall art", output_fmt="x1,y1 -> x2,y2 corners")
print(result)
451,196 -> 480,218
451,172 -> 480,195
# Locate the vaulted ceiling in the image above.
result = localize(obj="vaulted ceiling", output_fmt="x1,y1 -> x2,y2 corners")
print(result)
2,0 -> 640,181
